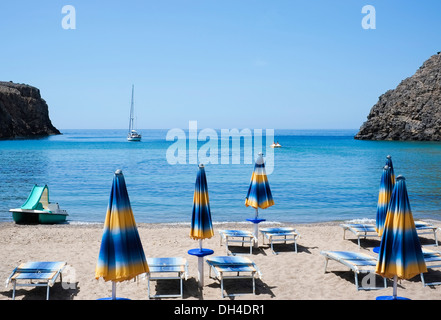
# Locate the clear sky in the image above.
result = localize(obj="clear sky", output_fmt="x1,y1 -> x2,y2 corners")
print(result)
1,1 -> 440,130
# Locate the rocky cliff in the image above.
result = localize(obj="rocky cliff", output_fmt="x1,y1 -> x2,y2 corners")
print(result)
0,81 -> 60,139
355,52 -> 441,141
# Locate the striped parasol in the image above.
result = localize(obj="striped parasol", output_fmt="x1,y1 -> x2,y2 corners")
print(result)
375,175 -> 427,300
188,164 -> 214,287
95,169 -> 149,299
190,164 -> 214,241
245,152 -> 274,217
375,165 -> 395,236
385,155 -> 395,184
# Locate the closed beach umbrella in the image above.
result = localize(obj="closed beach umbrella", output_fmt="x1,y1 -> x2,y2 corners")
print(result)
385,155 -> 395,184
375,175 -> 427,300
375,165 -> 395,236
245,152 -> 274,246
188,164 -> 214,287
245,152 -> 274,216
95,169 -> 149,299
190,164 -> 214,241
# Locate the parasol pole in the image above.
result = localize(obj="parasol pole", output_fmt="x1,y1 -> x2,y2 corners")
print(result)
198,239 -> 204,287
112,281 -> 116,300
253,208 -> 259,248
393,275 -> 398,299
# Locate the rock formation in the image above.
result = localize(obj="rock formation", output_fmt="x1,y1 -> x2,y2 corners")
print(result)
0,81 -> 60,139
355,52 -> 441,141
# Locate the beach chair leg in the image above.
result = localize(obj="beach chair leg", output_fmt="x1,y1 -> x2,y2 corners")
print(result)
220,273 -> 225,299
46,284 -> 50,300
434,230 -> 438,246
147,274 -> 151,299
357,237 -> 361,249
323,258 -> 329,273
270,240 -> 277,255
421,273 -> 426,287
354,272 -> 360,290
12,281 -> 16,300
180,275 -> 184,298
252,274 -> 256,295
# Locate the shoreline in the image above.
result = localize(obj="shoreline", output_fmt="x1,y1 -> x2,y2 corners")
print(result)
1,220 -> 441,300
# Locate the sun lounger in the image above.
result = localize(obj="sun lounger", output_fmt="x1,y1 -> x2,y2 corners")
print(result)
341,221 -> 439,248
5,261 -> 67,300
418,248 -> 441,287
205,256 -> 262,298
145,257 -> 188,299
415,221 -> 439,246
320,251 -> 387,291
260,227 -> 299,254
219,230 -> 256,255
340,223 -> 378,249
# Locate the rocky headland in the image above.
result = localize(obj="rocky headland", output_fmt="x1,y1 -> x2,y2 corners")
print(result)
0,81 -> 60,139
355,52 -> 441,141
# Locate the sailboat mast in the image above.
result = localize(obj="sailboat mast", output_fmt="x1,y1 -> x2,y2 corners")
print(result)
129,85 -> 135,132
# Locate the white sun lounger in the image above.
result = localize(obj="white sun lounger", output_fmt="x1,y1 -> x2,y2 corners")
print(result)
260,227 -> 299,254
341,221 -> 439,249
146,257 -> 188,299
415,221 -> 440,245
205,256 -> 262,298
419,248 -> 441,287
219,230 -> 256,255
320,251 -> 387,291
5,261 -> 67,300
340,223 -> 378,249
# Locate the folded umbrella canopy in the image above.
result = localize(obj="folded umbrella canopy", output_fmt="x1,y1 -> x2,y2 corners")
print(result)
245,152 -> 275,215
245,152 -> 274,247
188,164 -> 214,287
95,169 -> 149,299
375,175 -> 427,300
385,155 -> 395,185
375,165 -> 394,236
190,164 -> 214,241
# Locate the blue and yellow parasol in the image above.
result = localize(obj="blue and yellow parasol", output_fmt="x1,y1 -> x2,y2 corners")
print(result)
245,152 -> 274,216
375,165 -> 395,236
245,152 -> 274,246
385,155 -> 395,185
190,164 -> 214,241
95,169 -> 149,299
375,175 -> 427,300
188,164 -> 214,287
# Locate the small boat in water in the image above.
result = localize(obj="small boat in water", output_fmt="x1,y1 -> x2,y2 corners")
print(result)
127,84 -> 142,141
270,142 -> 282,148
9,185 -> 68,224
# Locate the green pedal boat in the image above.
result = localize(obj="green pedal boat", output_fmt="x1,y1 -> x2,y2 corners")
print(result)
9,185 -> 68,224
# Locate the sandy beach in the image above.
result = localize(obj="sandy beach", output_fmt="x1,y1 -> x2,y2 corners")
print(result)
1,220 -> 441,301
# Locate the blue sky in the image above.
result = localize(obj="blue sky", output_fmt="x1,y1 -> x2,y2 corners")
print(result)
1,1 -> 440,130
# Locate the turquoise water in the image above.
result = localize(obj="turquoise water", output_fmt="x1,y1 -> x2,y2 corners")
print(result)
1,129 -> 441,224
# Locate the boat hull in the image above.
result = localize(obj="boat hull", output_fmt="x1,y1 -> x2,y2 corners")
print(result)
10,209 -> 68,225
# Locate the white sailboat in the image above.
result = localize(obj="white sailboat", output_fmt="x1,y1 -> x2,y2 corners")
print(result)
127,84 -> 141,141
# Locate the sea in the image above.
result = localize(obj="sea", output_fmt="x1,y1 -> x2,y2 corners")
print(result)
1,129 -> 441,225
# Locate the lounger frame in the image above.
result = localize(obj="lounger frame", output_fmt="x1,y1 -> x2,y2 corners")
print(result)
260,227 -> 299,254
219,230 -> 256,255
340,221 -> 439,249
146,257 -> 188,299
6,261 -> 66,300
206,256 -> 262,298
420,249 -> 441,287
321,251 -> 387,291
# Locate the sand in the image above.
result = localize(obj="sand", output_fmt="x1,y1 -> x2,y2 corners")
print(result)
1,220 -> 441,301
